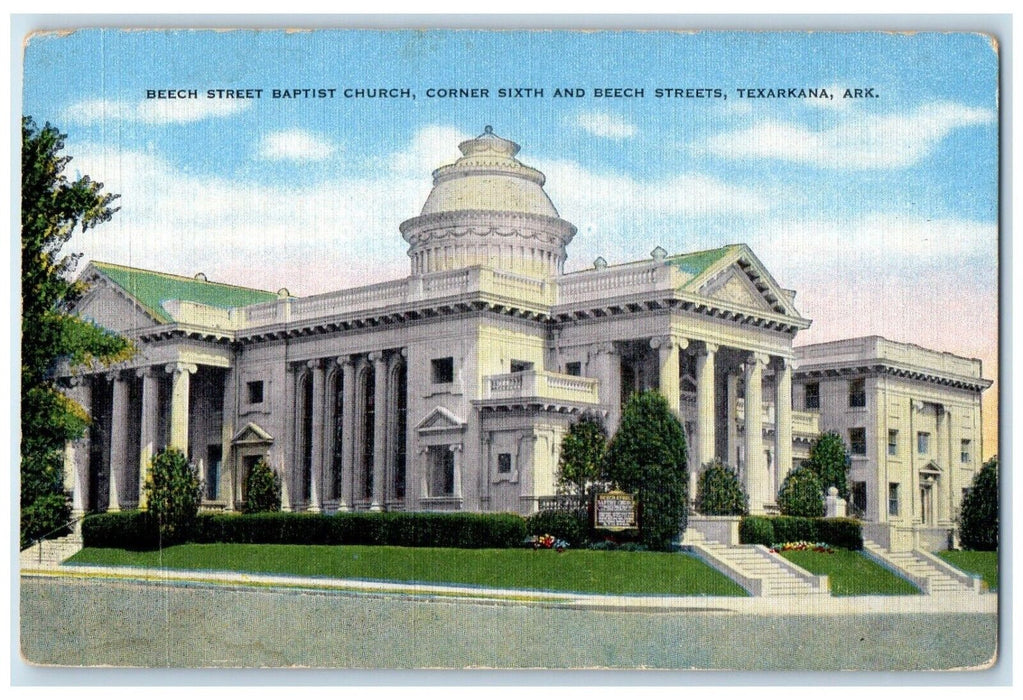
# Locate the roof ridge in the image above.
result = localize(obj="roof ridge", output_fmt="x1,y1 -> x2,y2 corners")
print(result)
90,260 -> 276,295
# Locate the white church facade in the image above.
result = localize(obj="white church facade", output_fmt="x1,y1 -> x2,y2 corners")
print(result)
61,127 -> 991,537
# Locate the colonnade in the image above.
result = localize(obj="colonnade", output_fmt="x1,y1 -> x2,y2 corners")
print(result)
288,349 -> 407,513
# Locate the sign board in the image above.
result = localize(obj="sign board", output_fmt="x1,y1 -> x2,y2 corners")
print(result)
594,490 -> 637,531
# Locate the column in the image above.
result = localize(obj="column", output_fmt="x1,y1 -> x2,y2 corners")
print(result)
450,444 -> 463,498
726,372 -> 739,467
695,343 -> 717,468
773,357 -> 793,500
69,377 -> 92,517
280,364 -> 298,512
165,362 -> 197,454
935,404 -> 950,523
137,368 -> 160,509
338,356 -> 357,511
744,353 -> 768,513
651,335 -> 686,415
107,372 -> 131,512
589,343 -> 621,433
370,351 -> 388,511
307,359 -> 326,513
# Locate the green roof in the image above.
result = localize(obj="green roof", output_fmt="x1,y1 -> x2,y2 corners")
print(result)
92,261 -> 279,323
666,245 -> 735,278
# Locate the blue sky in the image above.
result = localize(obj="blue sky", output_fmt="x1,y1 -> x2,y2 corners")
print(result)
22,29 -> 999,453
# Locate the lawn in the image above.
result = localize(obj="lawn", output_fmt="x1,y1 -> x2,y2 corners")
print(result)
937,550 -> 998,591
68,544 -> 749,596
778,549 -> 921,596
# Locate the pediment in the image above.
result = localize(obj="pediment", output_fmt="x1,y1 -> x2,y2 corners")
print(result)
919,461 -> 943,475
687,245 -> 804,319
74,273 -> 163,332
416,406 -> 466,433
232,422 -> 275,445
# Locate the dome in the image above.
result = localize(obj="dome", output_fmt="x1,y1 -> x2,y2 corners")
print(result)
400,127 -> 576,279
419,126 -> 560,218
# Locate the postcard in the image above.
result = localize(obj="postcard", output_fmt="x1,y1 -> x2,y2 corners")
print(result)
17,26 -> 1000,672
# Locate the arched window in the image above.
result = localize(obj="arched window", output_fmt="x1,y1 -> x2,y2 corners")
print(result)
360,365 -> 375,500
331,371 -> 344,501
392,361 -> 407,500
299,373 -> 313,502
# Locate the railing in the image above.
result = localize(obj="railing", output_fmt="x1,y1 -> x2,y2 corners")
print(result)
484,369 -> 600,403
21,514 -> 85,566
735,400 -> 820,436
557,263 -> 677,304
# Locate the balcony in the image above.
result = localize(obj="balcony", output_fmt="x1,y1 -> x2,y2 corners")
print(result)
483,370 -> 600,405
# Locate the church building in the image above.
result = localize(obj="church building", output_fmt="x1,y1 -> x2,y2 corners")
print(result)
62,127 -> 991,539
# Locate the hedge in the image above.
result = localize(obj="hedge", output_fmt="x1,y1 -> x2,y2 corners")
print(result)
82,510 -> 528,550
525,509 -> 590,546
739,515 -> 862,550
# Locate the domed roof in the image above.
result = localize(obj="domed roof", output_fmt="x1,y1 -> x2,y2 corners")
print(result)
419,126 -> 561,218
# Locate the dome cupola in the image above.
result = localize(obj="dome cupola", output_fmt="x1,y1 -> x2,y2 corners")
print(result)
400,126 -> 576,278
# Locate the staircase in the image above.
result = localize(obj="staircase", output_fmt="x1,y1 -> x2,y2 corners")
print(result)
19,534 -> 84,571
685,531 -> 829,596
862,540 -> 983,595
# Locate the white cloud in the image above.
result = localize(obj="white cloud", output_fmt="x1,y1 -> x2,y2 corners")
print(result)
64,98 -> 250,126
571,112 -> 637,139
379,124 -> 470,174
704,101 -> 995,169
258,129 -> 338,162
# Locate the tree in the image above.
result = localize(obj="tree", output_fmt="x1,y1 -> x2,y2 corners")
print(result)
777,466 -> 825,518
143,447 -> 202,544
959,456 -> 998,551
243,459 -> 282,514
803,431 -> 851,499
556,414 -> 608,501
20,117 -> 131,546
695,460 -> 749,516
603,391 -> 688,551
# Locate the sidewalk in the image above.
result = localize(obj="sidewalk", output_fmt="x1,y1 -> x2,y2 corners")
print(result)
20,561 -> 999,616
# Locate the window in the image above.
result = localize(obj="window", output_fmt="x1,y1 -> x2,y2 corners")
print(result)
246,380 -> 264,404
497,453 -> 512,474
961,439 -> 972,463
849,428 -> 866,456
206,445 -> 222,500
888,483 -> 900,517
510,360 -> 534,373
917,431 -> 930,455
848,378 -> 866,408
431,357 -> 454,384
850,482 -> 867,515
565,362 -> 582,377
428,445 -> 455,496
888,430 -> 899,456
804,382 -> 820,409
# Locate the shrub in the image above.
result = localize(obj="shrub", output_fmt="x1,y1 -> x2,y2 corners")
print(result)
526,509 -> 589,547
556,415 -> 608,499
20,491 -> 72,549
81,510 -> 529,550
777,466 -> 824,518
738,515 -> 862,550
604,391 -> 689,551
803,431 -> 851,499
739,515 -> 775,546
959,456 -> 998,551
694,460 -> 748,516
82,511 -> 159,550
243,459 -> 281,514
143,447 -> 202,544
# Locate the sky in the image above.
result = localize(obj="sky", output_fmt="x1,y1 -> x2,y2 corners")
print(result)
21,29 -> 1000,458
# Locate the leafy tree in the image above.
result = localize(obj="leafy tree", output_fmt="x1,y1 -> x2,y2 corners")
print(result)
803,431 -> 851,499
243,458 -> 282,514
556,414 -> 608,501
695,460 -> 749,516
959,456 -> 998,551
777,466 -> 825,518
603,391 -> 688,551
143,447 -> 202,544
20,117 -> 131,546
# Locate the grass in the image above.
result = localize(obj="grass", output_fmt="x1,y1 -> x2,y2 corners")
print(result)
68,544 -> 749,597
937,550 -> 998,591
778,549 -> 921,596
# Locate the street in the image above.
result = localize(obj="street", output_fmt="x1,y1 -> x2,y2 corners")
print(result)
20,576 -> 998,671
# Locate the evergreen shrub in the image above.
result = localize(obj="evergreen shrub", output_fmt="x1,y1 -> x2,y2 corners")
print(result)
143,447 -> 202,544
694,460 -> 749,516
242,459 -> 281,514
777,466 -> 825,518
959,457 -> 998,551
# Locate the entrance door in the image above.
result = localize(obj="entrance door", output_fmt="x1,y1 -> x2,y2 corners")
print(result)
920,484 -> 933,525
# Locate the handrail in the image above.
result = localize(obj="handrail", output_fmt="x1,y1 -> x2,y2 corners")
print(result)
21,514 -> 85,555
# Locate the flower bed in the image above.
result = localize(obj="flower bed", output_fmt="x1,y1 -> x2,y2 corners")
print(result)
769,541 -> 835,554
531,533 -> 570,552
